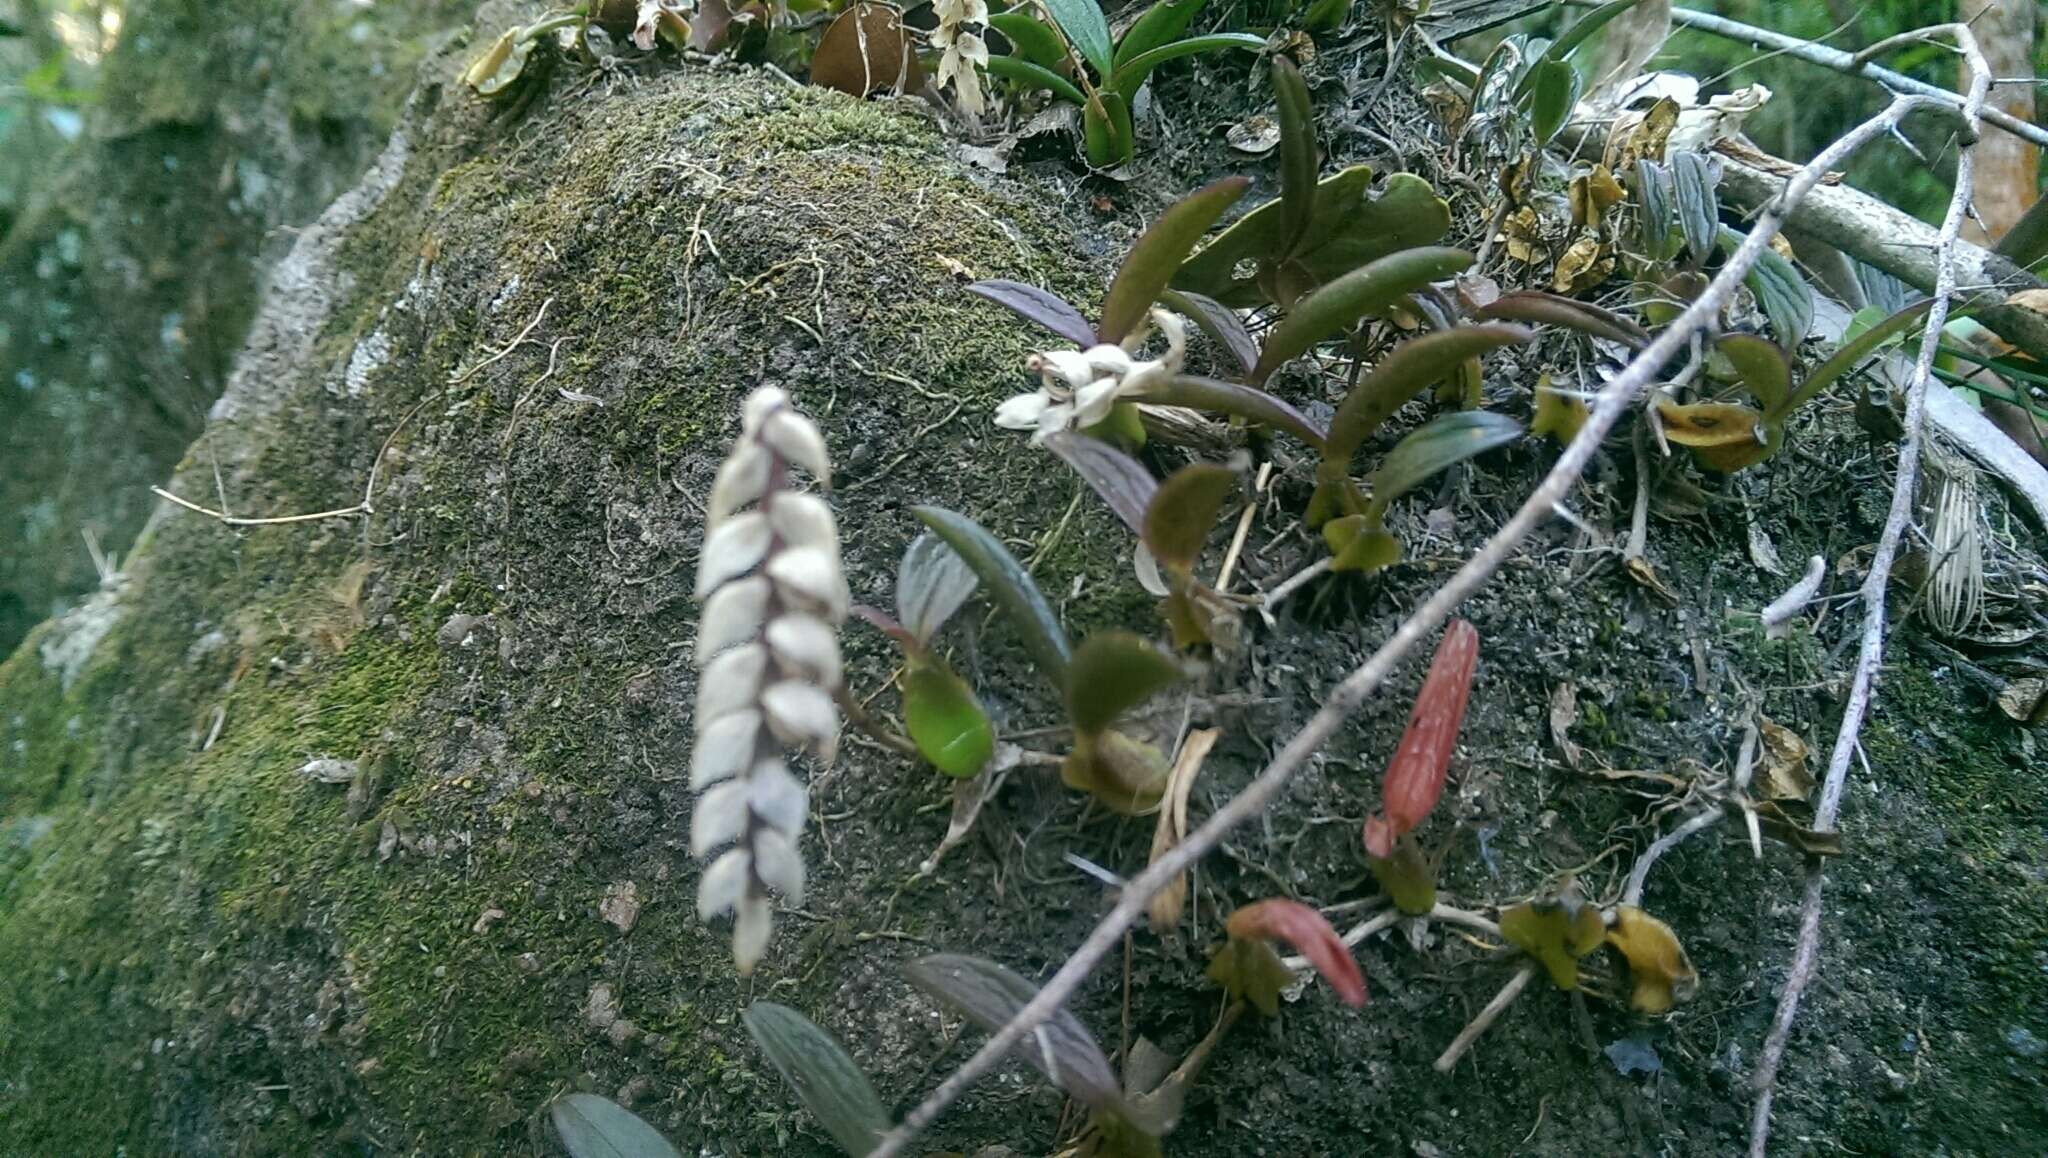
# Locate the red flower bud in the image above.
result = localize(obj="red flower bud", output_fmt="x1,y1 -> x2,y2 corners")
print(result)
1364,619 -> 1478,859
1225,898 -> 1366,1006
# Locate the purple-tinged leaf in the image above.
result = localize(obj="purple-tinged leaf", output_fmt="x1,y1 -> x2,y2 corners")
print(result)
914,506 -> 1072,686
905,954 -> 1126,1113
742,1002 -> 890,1157
966,279 -> 1097,348
896,532 -> 980,644
1474,290 -> 1649,349
1135,374 -> 1328,449
1045,431 -> 1157,535
1159,289 -> 1258,376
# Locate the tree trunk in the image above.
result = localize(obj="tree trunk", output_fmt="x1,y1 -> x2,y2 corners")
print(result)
1961,0 -> 2037,243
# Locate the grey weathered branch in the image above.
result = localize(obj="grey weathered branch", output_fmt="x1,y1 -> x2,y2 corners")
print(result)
866,82 -> 1954,1158
1711,151 -> 2048,362
1649,4 -> 2048,151
1746,24 -> 1990,1158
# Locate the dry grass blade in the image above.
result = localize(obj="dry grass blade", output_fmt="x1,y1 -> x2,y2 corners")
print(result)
1147,728 -> 1219,932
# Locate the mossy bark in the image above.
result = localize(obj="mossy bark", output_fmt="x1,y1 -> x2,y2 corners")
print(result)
0,0 -> 473,653
2,8 -> 2044,1157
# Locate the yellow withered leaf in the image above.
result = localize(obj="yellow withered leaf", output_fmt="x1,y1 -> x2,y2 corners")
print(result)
1501,892 -> 1607,990
1609,97 -> 1679,170
1606,906 -> 1698,1014
1530,374 -> 1588,445
1569,165 -> 1626,229
1654,398 -> 1774,472
1552,235 -> 1613,294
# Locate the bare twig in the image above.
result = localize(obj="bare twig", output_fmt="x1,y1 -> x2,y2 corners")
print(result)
864,83 -> 1930,1157
1747,25 -> 1988,1158
152,394 -> 432,527
1761,555 -> 1828,638
1434,963 -> 1539,1073
1634,4 -> 2048,150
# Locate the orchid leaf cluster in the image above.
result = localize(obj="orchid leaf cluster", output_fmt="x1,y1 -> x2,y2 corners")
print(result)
986,0 -> 1265,167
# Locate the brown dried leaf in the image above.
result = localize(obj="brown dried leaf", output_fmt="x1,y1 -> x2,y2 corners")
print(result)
1755,717 -> 1813,802
1608,96 -> 1679,170
1996,677 -> 2048,725
1625,556 -> 1679,607
1549,681 -> 1582,769
811,3 -> 924,98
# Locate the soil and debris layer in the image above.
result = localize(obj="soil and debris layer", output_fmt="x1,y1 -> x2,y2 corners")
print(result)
2,9 -> 2045,1156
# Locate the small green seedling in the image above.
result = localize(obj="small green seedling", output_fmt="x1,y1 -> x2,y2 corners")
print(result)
1172,59 -> 1452,311
986,0 -> 1265,167
855,534 -> 995,779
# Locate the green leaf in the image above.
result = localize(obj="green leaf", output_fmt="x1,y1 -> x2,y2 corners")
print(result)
1365,410 -> 1524,523
1110,33 -> 1268,104
902,658 -> 996,779
1065,631 -> 1183,735
1786,298 -> 1936,418
1143,463 -> 1237,570
913,506 -> 1073,687
1099,177 -> 1251,343
905,954 -> 1126,1112
1671,151 -> 1720,265
897,533 -> 980,644
1130,374 -> 1327,449
989,12 -> 1068,69
1513,0 -> 1651,100
1253,247 -> 1474,385
1719,226 -> 1812,349
1325,324 -> 1528,464
1715,333 -> 1793,416
1114,0 -> 1212,72
1633,160 -> 1682,263
1082,89 -> 1136,167
1205,938 -> 1295,1017
1474,290 -> 1649,350
1271,57 -> 1318,258
1173,169 -> 1451,308
742,1003 -> 891,1157
1039,0 -> 1115,79
1528,59 -> 1580,146
985,53 -> 1090,106
550,1094 -> 683,1158
1157,289 -> 1258,375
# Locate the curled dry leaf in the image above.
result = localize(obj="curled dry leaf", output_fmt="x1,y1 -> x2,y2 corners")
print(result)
1549,681 -> 1582,769
1605,906 -> 1697,1014
1147,728 -> 1219,931
1755,716 -> 1814,802
1220,898 -> 1367,1009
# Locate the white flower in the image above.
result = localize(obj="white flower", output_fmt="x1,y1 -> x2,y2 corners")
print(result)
992,309 -> 1189,444
688,386 -> 845,975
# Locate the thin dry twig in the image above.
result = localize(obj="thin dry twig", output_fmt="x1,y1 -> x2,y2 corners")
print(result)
1747,25 -> 1988,1158
865,78 -> 1920,1157
151,394 -> 432,527
1434,963 -> 1539,1073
